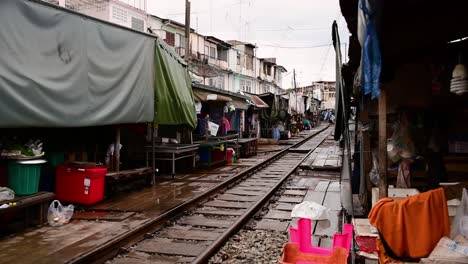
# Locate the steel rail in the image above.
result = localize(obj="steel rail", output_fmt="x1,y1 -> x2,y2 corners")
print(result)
191,141 -> 318,263
68,125 -> 329,264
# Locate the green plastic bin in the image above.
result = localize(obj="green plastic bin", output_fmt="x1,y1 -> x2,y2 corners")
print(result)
40,152 -> 64,192
8,159 -> 46,195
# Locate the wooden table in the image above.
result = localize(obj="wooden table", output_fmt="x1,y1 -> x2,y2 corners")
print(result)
146,144 -> 200,178
0,192 -> 55,234
237,138 -> 258,158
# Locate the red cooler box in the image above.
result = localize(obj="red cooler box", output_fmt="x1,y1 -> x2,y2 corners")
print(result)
55,164 -> 107,205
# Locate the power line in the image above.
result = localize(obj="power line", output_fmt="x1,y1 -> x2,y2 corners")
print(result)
257,43 -> 331,49
319,43 -> 332,75
253,27 -> 345,32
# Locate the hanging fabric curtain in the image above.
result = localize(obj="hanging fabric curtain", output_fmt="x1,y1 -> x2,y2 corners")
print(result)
360,0 -> 382,99
153,38 -> 197,129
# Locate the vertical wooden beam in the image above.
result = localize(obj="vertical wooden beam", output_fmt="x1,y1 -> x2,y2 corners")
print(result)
114,126 -> 121,173
151,123 -> 156,185
378,88 -> 388,199
360,102 -> 373,210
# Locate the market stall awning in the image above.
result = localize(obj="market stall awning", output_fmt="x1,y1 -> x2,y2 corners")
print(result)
231,99 -> 248,110
193,90 -> 232,102
245,93 -> 270,108
0,0 -> 155,127
154,38 -> 197,129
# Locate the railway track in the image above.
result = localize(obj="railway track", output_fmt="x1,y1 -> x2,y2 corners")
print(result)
69,126 -> 331,264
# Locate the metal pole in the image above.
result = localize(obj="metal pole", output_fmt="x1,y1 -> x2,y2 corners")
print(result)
185,0 -> 191,62
114,126 -> 120,173
152,122 -> 156,185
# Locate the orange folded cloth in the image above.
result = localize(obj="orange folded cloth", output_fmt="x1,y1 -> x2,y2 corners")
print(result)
369,188 -> 450,263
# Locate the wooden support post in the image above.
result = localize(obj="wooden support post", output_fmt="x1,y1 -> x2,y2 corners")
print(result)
360,103 -> 373,210
378,88 -> 388,199
151,123 -> 156,185
114,126 -> 120,173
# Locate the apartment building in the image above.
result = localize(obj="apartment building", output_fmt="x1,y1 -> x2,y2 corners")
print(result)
301,81 -> 336,109
43,0 -> 147,31
42,0 -> 287,95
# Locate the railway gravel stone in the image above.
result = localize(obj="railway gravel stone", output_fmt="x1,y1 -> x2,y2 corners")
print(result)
208,230 -> 288,264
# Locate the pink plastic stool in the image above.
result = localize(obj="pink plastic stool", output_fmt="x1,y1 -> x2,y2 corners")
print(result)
289,218 -> 353,257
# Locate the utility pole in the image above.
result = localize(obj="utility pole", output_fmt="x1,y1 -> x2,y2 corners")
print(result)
293,69 -> 298,117
185,0 -> 191,62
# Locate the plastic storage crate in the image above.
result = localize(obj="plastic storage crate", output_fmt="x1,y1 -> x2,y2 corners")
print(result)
55,164 -> 106,205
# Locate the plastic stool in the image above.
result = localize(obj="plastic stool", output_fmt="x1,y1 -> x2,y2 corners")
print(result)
289,218 -> 353,256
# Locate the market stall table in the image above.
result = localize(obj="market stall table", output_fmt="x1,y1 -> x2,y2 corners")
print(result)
0,192 -> 55,235
237,138 -> 258,158
146,144 -> 199,178
197,141 -> 229,168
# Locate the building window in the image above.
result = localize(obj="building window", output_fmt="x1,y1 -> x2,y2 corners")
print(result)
218,75 -> 224,89
240,80 -> 246,92
246,55 -> 253,70
165,31 -> 175,46
204,46 -> 209,59
217,47 -> 228,62
244,80 -> 252,93
112,6 -> 127,23
131,17 -> 144,31
177,33 -> 186,48
209,78 -> 217,87
209,47 -> 216,58
263,84 -> 271,93
237,52 -> 241,65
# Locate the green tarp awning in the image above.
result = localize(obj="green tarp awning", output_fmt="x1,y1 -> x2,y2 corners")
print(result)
154,39 -> 197,129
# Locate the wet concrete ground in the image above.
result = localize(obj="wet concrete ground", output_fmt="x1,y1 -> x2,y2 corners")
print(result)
0,128 -> 324,264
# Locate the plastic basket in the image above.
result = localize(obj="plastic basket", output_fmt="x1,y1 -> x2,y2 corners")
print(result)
8,160 -> 46,195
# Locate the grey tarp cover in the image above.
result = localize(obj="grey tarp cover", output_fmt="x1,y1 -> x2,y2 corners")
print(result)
154,39 -> 197,129
0,0 -> 155,127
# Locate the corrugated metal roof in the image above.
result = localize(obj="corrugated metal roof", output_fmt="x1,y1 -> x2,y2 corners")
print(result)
245,93 -> 269,108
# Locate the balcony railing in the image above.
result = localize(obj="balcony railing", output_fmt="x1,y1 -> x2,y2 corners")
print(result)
175,47 -> 186,57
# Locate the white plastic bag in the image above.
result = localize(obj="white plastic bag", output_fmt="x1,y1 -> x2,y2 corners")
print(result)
0,187 -> 14,202
47,200 -> 74,227
452,188 -> 468,239
291,201 -> 330,220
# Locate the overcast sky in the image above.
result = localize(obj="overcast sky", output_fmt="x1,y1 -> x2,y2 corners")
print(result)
146,0 -> 349,88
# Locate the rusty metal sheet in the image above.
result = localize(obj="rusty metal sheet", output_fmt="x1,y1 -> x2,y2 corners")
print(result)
204,200 -> 252,209
178,215 -> 234,228
255,219 -> 289,231
264,210 -> 291,220
135,237 -> 208,256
